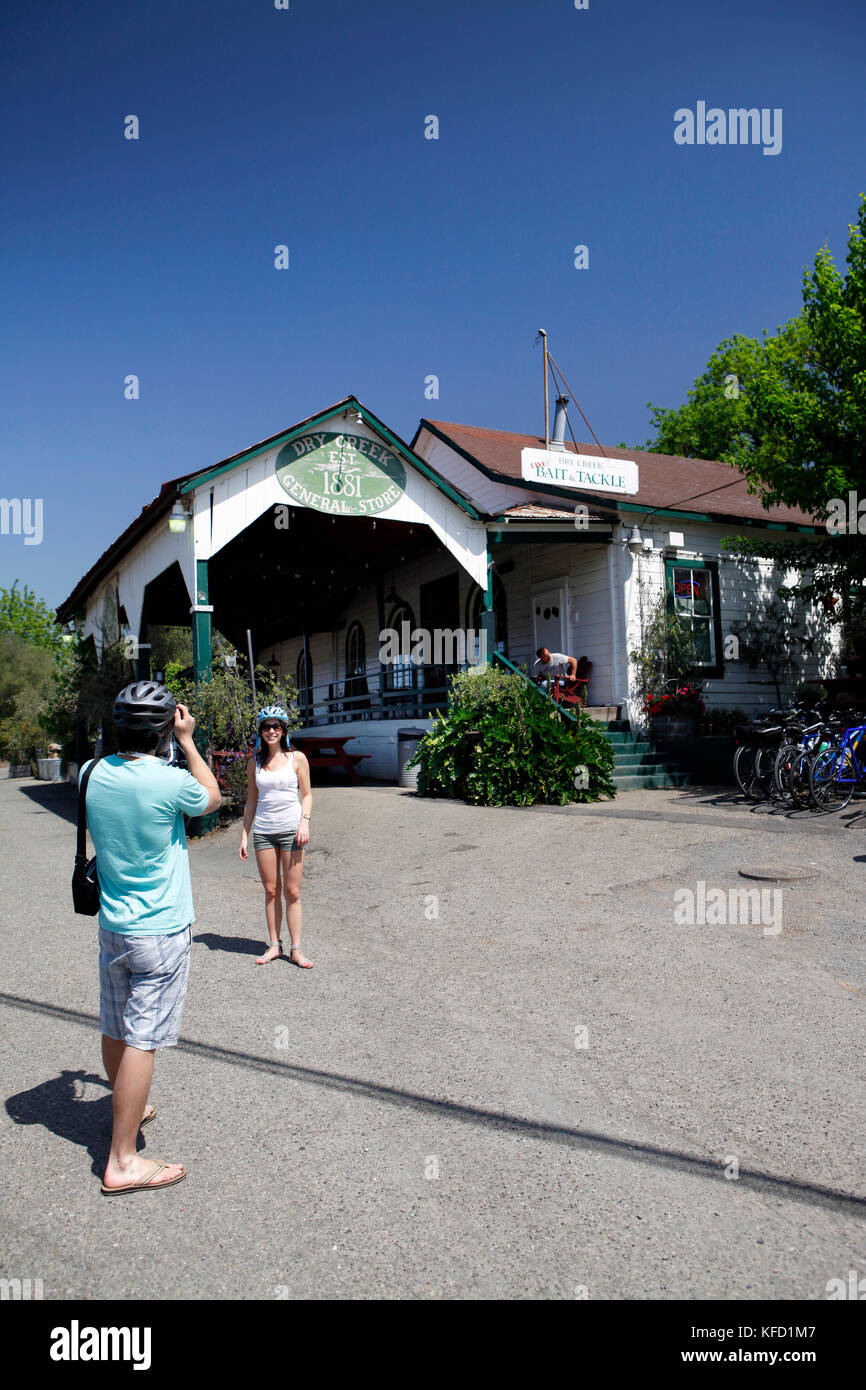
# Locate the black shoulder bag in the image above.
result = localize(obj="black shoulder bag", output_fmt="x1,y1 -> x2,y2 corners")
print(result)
72,757 -> 102,916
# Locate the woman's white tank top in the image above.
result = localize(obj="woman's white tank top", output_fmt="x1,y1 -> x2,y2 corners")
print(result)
253,752 -> 301,833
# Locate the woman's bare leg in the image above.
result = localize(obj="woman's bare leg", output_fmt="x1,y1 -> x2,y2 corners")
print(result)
281,848 -> 312,966
254,847 -> 283,963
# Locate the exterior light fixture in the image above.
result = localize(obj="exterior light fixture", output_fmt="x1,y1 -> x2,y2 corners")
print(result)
169,501 -> 190,534
626,525 -> 643,555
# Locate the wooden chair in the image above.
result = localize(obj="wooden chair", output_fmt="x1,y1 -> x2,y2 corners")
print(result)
550,657 -> 592,710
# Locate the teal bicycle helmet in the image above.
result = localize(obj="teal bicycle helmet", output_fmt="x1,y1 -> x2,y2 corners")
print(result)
255,705 -> 290,757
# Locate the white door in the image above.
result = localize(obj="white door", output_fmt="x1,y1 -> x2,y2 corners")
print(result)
531,585 -> 567,656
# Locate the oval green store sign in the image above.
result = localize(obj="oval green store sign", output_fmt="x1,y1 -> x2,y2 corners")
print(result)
275,431 -> 406,517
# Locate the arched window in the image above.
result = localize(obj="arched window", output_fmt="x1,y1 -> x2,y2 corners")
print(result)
296,647 -> 313,718
345,621 -> 366,677
385,601 -> 415,693
465,575 -> 508,659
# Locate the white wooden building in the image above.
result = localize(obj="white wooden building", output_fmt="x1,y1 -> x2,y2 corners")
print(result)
58,394 -> 834,779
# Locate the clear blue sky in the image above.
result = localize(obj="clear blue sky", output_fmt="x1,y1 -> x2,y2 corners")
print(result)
1,0 -> 863,609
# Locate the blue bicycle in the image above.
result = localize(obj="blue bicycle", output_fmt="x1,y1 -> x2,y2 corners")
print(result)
808,724 -> 866,812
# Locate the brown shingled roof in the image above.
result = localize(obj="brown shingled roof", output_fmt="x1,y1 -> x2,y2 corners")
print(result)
418,419 -> 820,528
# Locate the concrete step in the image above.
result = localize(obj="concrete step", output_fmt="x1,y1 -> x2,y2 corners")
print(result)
612,771 -> 693,790
584,706 -> 621,722
613,754 -> 675,770
602,722 -> 694,789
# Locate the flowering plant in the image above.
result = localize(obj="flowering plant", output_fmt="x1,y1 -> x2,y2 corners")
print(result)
642,684 -> 705,720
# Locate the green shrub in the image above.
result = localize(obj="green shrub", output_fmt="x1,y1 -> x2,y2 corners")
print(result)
171,661 -> 300,752
794,681 -> 828,705
698,707 -> 748,736
409,666 -> 615,806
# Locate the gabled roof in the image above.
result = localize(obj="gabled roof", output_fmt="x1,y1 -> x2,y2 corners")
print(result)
413,418 -> 821,530
57,397 -> 479,621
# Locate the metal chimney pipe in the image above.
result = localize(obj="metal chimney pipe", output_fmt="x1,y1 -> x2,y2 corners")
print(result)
550,394 -> 570,450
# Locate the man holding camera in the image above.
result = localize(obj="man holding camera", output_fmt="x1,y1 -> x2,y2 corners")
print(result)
81,683 -> 221,1195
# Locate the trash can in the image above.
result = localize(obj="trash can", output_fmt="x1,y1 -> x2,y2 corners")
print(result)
397,728 -> 426,789
37,757 -> 62,781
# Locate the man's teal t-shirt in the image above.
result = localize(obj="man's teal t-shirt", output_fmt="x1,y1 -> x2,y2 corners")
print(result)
81,755 -> 211,935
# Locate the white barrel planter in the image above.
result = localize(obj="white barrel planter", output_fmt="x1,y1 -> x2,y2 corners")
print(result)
37,757 -> 62,781
0,763 -> 9,780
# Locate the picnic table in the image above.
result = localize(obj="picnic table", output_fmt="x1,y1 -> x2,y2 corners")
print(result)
291,734 -> 370,785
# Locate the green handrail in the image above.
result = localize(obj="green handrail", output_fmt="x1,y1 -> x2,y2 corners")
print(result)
491,651 -> 581,724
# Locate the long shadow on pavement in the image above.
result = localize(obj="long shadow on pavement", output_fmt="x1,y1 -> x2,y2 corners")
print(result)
6,1067 -> 147,1178
194,932 -> 263,957
3,992 -> 864,1219
19,782 -> 78,826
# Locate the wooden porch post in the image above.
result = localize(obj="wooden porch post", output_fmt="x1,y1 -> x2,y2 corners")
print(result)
480,547 -> 496,667
191,560 -> 213,683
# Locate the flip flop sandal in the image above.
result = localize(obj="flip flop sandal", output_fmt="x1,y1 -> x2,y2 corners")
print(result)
140,1105 -> 157,1128
289,946 -> 314,969
101,1160 -> 187,1196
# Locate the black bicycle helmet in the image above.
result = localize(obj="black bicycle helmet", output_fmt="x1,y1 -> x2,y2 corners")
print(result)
113,682 -> 177,735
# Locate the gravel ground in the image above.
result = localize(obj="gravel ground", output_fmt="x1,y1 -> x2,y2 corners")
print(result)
1,776 -> 863,1301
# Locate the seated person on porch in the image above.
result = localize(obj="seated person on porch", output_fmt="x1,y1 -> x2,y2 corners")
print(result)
534,647 -> 578,685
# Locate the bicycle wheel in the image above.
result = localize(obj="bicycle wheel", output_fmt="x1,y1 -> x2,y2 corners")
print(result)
809,746 -> 856,812
754,742 -> 778,799
788,748 -> 816,808
773,741 -> 801,804
734,742 -> 761,799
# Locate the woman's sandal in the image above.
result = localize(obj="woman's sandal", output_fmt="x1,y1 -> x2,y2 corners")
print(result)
140,1104 -> 157,1127
288,944 -> 314,969
255,939 -> 285,965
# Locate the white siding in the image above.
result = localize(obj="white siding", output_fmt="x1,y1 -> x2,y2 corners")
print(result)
622,519 -> 840,722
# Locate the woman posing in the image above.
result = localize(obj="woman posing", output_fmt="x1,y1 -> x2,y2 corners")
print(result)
240,705 -> 314,968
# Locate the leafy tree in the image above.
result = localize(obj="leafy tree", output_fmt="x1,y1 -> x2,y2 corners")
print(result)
0,581 -> 68,656
635,320 -> 812,463
0,633 -> 59,762
172,659 -> 300,751
636,194 -> 866,638
148,624 -> 194,671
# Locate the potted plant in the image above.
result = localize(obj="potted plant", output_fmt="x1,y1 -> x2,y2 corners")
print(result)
642,684 -> 706,739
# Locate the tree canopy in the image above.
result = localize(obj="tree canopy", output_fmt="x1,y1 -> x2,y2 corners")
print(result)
638,194 -> 866,635
0,581 -> 69,656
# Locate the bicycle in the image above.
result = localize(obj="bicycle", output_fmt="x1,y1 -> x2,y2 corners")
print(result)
808,722 -> 866,812
733,706 -> 808,801
772,712 -> 839,807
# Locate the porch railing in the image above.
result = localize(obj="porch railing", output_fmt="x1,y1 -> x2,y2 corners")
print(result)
291,656 -> 582,728
293,667 -> 462,727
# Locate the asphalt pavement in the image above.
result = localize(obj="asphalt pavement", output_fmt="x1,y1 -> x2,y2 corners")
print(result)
1,775 -> 864,1300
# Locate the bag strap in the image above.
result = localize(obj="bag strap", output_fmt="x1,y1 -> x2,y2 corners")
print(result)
76,757 -> 102,862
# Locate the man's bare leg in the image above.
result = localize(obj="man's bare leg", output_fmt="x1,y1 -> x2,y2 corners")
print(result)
102,1040 -> 183,1189
102,1033 -> 154,1125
